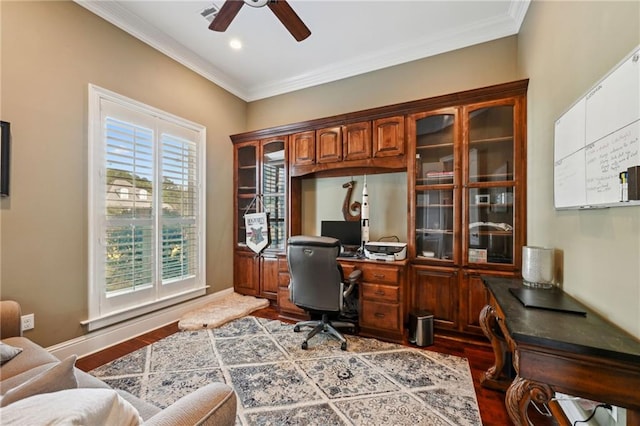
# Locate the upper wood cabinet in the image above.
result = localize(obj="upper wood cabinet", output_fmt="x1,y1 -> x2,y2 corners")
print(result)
373,116 -> 405,158
290,130 -> 315,167
343,121 -> 372,161
288,118 -> 404,176
316,126 -> 342,163
407,95 -> 526,270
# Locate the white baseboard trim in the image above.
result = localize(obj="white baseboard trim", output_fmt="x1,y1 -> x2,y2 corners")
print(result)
47,288 -> 234,360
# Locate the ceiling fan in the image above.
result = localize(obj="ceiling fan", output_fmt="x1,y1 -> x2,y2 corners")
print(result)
209,0 -> 311,42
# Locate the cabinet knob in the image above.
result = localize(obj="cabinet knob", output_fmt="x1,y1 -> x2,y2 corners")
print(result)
374,274 -> 385,279
374,313 -> 385,318
375,290 -> 386,296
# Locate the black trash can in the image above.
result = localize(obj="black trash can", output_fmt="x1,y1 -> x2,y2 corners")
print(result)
408,310 -> 434,347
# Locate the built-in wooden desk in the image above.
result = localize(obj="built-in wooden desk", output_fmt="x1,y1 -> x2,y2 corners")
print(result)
339,258 -> 408,344
277,255 -> 408,343
479,276 -> 640,425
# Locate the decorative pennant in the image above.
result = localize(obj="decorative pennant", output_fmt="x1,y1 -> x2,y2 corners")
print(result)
245,211 -> 269,253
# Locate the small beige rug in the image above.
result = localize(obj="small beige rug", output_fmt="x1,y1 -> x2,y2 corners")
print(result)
178,292 -> 270,331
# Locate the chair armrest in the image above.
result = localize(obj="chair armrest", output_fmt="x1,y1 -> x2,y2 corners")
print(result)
343,269 -> 362,299
0,301 -> 22,339
144,383 -> 236,426
347,269 -> 362,283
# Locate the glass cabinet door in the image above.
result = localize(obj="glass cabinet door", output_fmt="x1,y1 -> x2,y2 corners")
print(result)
468,187 -> 514,264
416,188 -> 455,260
467,105 -> 514,183
464,101 -> 516,266
413,110 -> 458,263
236,143 -> 257,247
261,138 -> 286,252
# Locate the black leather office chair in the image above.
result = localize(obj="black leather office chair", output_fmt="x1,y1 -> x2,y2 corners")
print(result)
287,235 -> 361,350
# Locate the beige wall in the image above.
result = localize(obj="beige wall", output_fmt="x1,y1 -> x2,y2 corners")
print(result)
301,173 -> 408,242
247,36 -> 518,130
0,1 -> 246,346
518,1 -> 640,337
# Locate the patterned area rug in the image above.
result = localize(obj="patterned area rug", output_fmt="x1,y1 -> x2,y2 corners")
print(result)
177,292 -> 269,330
90,316 -> 481,425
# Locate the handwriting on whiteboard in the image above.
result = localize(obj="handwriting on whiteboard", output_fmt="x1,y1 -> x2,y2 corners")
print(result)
585,121 -> 639,203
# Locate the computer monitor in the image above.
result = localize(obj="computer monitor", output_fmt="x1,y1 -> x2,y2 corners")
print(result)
320,220 -> 362,250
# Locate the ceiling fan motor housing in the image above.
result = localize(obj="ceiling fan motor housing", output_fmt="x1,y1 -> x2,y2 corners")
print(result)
245,0 -> 269,7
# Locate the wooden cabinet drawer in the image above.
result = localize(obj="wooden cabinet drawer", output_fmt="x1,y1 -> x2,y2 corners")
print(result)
338,261 -> 357,277
362,265 -> 399,284
360,301 -> 400,331
362,283 -> 399,303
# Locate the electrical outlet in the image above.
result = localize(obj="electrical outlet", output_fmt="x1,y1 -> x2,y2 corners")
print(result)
21,313 -> 34,331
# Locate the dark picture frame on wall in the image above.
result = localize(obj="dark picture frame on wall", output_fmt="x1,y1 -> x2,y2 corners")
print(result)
1,121 -> 10,197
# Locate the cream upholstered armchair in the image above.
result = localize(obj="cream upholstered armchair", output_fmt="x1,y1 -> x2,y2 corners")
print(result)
0,300 -> 237,426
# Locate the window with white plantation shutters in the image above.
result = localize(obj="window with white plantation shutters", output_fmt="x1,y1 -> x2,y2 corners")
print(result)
160,133 -> 198,283
87,85 -> 206,330
105,118 -> 154,295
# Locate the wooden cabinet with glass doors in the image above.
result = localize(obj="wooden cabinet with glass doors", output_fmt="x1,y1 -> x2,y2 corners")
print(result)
408,88 -> 526,337
233,137 -> 287,300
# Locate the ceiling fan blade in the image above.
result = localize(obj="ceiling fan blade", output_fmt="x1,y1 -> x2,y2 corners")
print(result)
209,1 -> 245,32
267,0 -> 311,42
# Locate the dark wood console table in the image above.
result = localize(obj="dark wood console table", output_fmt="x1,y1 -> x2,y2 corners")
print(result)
480,276 -> 640,425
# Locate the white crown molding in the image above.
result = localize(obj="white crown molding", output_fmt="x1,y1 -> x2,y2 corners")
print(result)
75,0 -> 530,102
74,0 -> 251,100
508,0 -> 532,32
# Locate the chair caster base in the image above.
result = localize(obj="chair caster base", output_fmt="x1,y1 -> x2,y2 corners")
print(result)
301,341 -> 308,350
341,342 -> 347,351
294,325 -> 301,332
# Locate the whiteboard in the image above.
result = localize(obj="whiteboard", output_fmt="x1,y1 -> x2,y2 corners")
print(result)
554,45 -> 640,209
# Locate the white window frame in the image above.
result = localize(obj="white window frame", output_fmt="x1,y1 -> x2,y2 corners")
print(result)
85,84 -> 206,331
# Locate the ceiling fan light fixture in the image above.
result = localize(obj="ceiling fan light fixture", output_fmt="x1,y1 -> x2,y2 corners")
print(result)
244,0 -> 269,8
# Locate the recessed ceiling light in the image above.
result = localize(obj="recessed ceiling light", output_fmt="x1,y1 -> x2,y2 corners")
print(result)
229,39 -> 242,50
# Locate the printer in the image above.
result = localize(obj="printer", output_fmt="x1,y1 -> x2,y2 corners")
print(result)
364,242 -> 407,261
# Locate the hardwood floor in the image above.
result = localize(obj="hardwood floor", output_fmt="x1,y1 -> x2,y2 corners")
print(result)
77,306 -> 559,425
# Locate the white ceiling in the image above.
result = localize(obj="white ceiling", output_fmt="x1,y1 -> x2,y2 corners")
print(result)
75,0 -> 530,102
